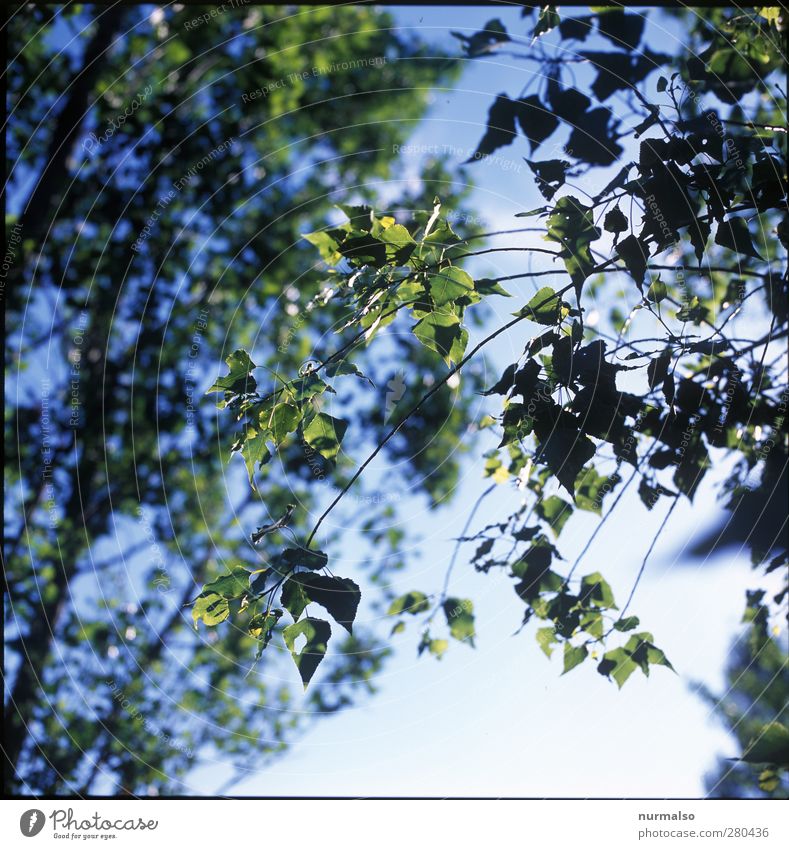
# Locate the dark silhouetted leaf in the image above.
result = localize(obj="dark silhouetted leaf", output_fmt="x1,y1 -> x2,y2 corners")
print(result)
715,217 -> 763,260
527,159 -> 570,200
537,427 -> 597,495
281,547 -> 329,571
532,5 -> 560,40
604,207 -> 628,235
559,16 -> 593,41
616,234 -> 650,289
567,107 -> 623,166
517,96 -> 559,153
482,363 -> 517,395
596,10 -> 645,50
741,722 -> 789,767
451,18 -> 510,57
467,94 -> 518,161
299,574 -> 361,633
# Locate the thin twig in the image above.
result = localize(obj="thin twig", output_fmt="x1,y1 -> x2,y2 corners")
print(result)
616,494 -> 680,625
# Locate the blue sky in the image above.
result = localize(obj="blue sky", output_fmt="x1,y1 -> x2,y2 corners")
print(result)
178,6 -> 784,796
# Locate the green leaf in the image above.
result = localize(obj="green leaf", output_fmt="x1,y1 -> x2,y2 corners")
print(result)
283,617 -> 332,689
715,217 -> 763,260
298,574 -> 361,633
388,591 -> 430,616
248,610 -> 281,655
675,294 -> 708,325
303,230 -> 343,264
758,768 -> 781,793
281,576 -> 311,621
741,722 -> 789,767
206,349 -> 257,395
646,642 -> 675,672
418,631 -> 449,659
580,610 -> 604,639
239,426 -> 272,489
757,7 -> 782,25
268,403 -> 301,445
519,286 -> 566,325
545,196 -> 600,294
475,278 -> 511,297
580,572 -> 617,609
325,360 -> 373,384
201,567 -> 250,600
563,643 -> 588,673
429,266 -> 474,306
536,495 -> 573,537
423,197 -> 442,238
574,467 -> 611,515
303,412 -> 347,462
647,277 -> 667,304
379,223 -> 416,262
598,648 -> 638,688
536,626 -> 558,657
443,597 -> 476,646
288,372 -> 330,402
614,616 -> 640,632
623,632 -> 655,675
192,593 -> 230,628
413,311 -> 468,364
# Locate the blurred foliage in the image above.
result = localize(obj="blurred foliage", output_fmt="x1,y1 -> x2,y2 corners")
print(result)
696,605 -> 788,798
4,3 -> 479,794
